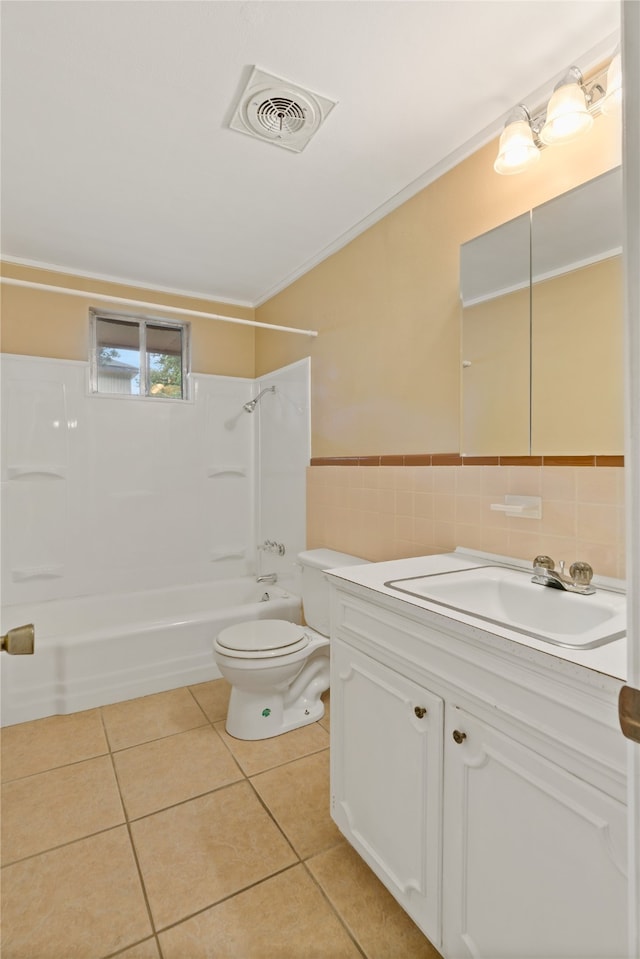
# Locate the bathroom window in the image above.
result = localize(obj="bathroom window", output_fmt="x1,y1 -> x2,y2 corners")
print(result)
90,311 -> 190,399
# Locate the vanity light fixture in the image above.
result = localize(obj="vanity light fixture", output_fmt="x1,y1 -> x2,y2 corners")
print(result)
494,54 -> 621,175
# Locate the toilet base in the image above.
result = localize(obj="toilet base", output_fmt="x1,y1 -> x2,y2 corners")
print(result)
224,655 -> 330,741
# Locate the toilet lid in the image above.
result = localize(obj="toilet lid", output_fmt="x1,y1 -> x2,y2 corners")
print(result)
216,620 -> 309,658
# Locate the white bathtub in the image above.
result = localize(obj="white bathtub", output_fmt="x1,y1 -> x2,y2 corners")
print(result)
0,580 -> 301,727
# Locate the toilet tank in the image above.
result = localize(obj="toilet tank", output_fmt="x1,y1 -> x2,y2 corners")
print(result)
298,548 -> 368,637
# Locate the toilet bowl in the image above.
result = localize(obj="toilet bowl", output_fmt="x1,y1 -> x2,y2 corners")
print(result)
213,549 -> 366,740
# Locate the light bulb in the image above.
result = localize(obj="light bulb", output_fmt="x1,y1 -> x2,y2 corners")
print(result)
540,81 -> 593,145
494,118 -> 540,175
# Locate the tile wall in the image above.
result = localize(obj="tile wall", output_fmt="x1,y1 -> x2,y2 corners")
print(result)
307,464 -> 626,579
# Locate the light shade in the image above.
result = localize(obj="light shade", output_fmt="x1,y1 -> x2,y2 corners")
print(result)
540,81 -> 593,145
601,52 -> 622,116
494,118 -> 540,175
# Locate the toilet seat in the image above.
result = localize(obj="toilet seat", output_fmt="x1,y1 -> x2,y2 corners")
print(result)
215,619 -> 309,660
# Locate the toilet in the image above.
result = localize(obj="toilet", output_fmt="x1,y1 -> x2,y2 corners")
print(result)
213,548 -> 366,740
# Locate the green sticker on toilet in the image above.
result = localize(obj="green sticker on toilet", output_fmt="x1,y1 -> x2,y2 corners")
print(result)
262,708 -> 271,717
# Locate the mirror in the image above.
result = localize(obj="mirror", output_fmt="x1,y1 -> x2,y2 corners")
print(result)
460,167 -> 623,457
460,213 -> 531,456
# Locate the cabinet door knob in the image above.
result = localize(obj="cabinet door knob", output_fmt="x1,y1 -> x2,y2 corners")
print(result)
452,729 -> 467,744
414,706 -> 427,719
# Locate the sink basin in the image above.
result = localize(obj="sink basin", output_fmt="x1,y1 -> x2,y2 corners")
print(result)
384,565 -> 626,649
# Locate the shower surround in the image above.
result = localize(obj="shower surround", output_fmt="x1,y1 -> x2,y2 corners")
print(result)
0,353 -> 310,724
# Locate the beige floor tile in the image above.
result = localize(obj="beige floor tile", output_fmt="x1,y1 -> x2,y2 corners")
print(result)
0,709 -> 108,782
0,827 -> 152,959
159,864 -> 362,959
114,938 -> 162,959
307,842 -> 443,959
1,755 -> 124,865
130,780 -> 297,929
102,687 -> 208,751
113,725 -> 243,820
214,719 -> 329,776
250,749 -> 341,859
189,678 -> 232,722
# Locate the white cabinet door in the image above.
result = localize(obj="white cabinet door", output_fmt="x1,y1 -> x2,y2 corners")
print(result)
330,638 -> 444,945
443,706 -> 628,959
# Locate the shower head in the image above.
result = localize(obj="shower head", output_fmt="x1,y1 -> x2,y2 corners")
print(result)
243,385 -> 276,413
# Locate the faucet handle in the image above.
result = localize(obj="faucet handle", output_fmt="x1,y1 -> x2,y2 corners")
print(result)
569,561 -> 593,586
533,555 -> 555,571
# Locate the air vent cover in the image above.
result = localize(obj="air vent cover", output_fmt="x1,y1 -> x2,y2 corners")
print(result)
229,67 -> 336,153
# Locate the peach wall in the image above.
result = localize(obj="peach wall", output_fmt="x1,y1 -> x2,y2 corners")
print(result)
462,255 -> 624,457
0,263 -> 256,378
255,115 -> 621,458
307,464 -> 625,579
461,287 -> 530,456
532,255 -> 624,454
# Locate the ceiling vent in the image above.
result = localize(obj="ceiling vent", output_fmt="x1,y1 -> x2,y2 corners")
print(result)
229,67 -> 336,153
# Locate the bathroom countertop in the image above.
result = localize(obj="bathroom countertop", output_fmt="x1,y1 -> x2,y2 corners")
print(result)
328,548 -> 627,684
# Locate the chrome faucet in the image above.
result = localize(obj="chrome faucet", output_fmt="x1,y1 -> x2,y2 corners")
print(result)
257,572 -> 278,584
531,555 -> 595,594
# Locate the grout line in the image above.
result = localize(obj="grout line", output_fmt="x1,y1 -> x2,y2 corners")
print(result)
218,740 -> 331,778
0,821 -> 128,870
245,775 -> 302,862
107,721 -> 224,758
209,721 -> 330,779
238,737 -> 331,780
99,707 -> 167,959
107,719 -> 210,755
302,858 -> 369,959
151,861 -> 304,938
0,747 -> 112,785
185,683 -> 216,724
123,776 -> 251,826
100,935 -> 161,959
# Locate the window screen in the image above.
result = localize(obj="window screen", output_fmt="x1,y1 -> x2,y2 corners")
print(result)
91,312 -> 190,399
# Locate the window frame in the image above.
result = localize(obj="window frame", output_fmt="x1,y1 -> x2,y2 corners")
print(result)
89,309 -> 191,401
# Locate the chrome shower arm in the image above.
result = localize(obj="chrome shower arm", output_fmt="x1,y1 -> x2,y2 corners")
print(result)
243,385 -> 276,413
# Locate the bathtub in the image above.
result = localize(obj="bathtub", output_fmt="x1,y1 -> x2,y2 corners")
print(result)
0,580 -> 301,727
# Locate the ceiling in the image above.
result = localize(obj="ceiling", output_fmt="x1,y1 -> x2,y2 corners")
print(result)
0,1 -> 620,307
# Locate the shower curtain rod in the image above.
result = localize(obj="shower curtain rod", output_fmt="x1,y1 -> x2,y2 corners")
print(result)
0,276 -> 318,338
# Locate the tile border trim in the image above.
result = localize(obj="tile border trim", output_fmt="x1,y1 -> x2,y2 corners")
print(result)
309,454 -> 625,468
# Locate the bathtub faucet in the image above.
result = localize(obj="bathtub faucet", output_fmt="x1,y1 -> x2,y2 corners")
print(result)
257,572 -> 278,584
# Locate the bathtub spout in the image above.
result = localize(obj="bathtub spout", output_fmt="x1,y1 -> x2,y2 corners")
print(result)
257,573 -> 277,584
284,651 -> 329,710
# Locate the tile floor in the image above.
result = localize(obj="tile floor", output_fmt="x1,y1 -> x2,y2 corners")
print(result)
1,680 -> 443,959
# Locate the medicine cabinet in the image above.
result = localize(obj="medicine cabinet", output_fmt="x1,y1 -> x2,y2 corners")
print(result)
460,166 -> 623,456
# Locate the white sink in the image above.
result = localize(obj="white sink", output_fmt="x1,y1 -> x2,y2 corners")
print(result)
384,565 -> 626,648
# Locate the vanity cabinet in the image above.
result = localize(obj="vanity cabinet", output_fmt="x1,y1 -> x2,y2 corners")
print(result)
331,640 -> 444,944
329,581 -> 628,959
442,706 -> 627,959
